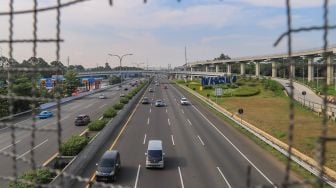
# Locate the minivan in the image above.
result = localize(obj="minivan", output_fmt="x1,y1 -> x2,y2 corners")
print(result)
145,140 -> 164,168
95,150 -> 121,182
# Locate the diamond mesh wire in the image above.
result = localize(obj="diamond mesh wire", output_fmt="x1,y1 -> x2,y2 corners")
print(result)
0,0 -> 334,187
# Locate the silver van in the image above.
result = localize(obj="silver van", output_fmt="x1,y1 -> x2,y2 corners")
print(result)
145,140 -> 164,168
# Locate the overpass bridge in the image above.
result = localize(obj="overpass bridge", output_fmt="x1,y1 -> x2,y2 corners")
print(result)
77,70 -> 168,78
174,46 -> 336,84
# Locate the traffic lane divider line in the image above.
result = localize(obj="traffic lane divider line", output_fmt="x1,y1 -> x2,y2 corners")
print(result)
178,166 -> 185,188
17,139 -> 48,160
143,134 -> 147,145
197,135 -> 205,146
0,139 -> 22,153
134,164 -> 141,188
217,167 -> 232,188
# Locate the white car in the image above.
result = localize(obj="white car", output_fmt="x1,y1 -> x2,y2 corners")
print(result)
180,97 -> 190,105
99,94 -> 105,99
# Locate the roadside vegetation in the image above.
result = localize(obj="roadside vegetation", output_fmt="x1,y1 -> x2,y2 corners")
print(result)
9,169 -> 55,188
176,77 -> 336,172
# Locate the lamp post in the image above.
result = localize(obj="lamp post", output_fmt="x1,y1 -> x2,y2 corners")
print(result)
108,53 -> 133,89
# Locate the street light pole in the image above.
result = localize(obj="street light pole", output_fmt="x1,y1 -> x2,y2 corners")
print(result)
108,53 -> 133,92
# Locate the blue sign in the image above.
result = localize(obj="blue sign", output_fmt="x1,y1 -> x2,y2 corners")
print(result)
201,75 -> 237,86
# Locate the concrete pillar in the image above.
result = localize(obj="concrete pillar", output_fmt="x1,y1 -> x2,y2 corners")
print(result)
255,62 -> 260,77
327,54 -> 333,85
307,58 -> 314,82
290,63 -> 295,78
205,65 -> 209,72
227,63 -> 232,75
240,63 -> 245,76
191,67 -> 194,72
215,64 -> 219,73
272,62 -> 277,78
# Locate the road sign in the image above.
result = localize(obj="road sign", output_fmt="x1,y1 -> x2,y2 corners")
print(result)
214,87 -> 223,96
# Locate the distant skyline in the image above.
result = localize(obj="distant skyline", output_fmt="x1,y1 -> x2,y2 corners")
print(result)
0,0 -> 335,68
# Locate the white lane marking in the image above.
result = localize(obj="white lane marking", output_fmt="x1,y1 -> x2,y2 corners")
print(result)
178,166 -> 185,188
168,118 -> 171,126
16,139 -> 48,160
149,108 -> 151,113
0,140 -> 22,152
134,164 -> 141,188
192,105 -> 275,186
166,108 -> 168,113
217,167 -> 232,188
0,127 -> 8,131
98,116 -> 103,120
60,115 -> 70,121
197,135 -> 205,146
84,103 -> 94,109
187,119 -> 192,126
171,135 -> 175,146
99,104 -> 107,109
143,134 -> 147,145
147,117 -> 150,125
182,109 -> 184,114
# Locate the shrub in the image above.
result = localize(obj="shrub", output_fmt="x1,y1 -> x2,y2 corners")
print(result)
59,135 -> 89,156
103,108 -> 117,118
232,86 -> 260,97
203,85 -> 213,90
126,94 -> 133,100
9,169 -> 56,188
88,119 -> 106,131
120,98 -> 129,104
113,103 -> 124,110
230,84 -> 239,89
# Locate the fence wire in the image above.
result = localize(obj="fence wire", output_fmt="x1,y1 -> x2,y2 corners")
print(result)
0,0 -> 334,188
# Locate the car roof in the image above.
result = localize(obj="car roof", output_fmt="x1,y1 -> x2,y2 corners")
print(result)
148,140 -> 162,150
77,114 -> 87,117
102,150 -> 119,159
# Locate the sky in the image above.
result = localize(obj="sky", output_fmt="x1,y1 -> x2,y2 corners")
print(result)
0,0 -> 335,69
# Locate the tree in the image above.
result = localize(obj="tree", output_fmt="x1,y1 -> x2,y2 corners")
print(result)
109,76 -> 121,85
105,62 -> 112,71
50,60 -> 66,75
11,75 -> 33,113
214,53 -> 231,60
64,70 -> 81,96
0,88 -> 9,118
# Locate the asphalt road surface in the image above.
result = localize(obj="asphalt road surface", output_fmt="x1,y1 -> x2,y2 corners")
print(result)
81,78 -> 304,188
0,82 -> 134,185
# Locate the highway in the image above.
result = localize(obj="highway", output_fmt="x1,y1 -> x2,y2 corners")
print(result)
80,77 -> 304,188
0,82 -> 133,185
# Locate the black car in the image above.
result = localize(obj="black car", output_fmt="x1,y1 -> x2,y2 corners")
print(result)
74,114 -> 90,126
124,87 -> 128,91
142,97 -> 150,104
96,150 -> 121,182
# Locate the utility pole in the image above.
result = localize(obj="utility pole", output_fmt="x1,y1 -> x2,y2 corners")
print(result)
185,46 -> 187,71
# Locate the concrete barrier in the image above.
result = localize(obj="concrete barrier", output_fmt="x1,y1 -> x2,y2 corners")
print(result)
178,84 -> 336,186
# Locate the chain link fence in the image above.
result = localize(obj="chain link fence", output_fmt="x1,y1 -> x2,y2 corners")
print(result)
0,0 -> 335,187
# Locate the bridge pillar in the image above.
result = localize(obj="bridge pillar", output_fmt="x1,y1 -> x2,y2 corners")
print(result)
215,64 -> 219,73
205,65 -> 209,72
290,63 -> 295,79
327,54 -> 333,85
307,58 -> 314,82
227,63 -> 232,75
272,62 -> 277,78
240,63 -> 245,76
255,62 -> 260,77
191,67 -> 194,72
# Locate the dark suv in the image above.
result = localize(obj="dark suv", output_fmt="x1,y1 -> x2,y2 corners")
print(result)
74,114 -> 90,126
96,150 -> 121,182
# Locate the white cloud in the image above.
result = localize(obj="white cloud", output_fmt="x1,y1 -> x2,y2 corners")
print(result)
237,0 -> 335,8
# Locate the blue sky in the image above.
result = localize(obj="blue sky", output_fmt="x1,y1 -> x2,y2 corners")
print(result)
0,0 -> 335,68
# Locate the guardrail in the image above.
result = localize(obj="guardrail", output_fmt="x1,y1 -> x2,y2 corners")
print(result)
50,81 -> 149,187
177,84 -> 336,187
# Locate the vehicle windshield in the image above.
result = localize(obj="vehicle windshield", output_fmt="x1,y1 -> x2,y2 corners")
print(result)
99,158 -> 114,167
148,150 -> 162,158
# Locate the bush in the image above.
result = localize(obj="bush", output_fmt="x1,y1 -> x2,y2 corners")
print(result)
203,85 -> 213,90
126,94 -> 133,100
230,84 -> 239,89
9,169 -> 56,188
113,103 -> 124,110
59,135 -> 90,156
232,86 -> 260,97
88,119 -> 106,131
120,98 -> 129,104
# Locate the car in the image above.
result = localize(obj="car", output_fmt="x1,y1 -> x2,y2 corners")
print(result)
145,140 -> 164,168
96,150 -> 121,182
37,111 -> 53,119
99,94 -> 105,99
142,97 -> 150,104
155,83 -> 159,86
74,114 -> 90,126
148,88 -> 153,92
180,97 -> 190,105
164,85 -> 168,89
155,99 -> 166,107
124,87 -> 128,91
